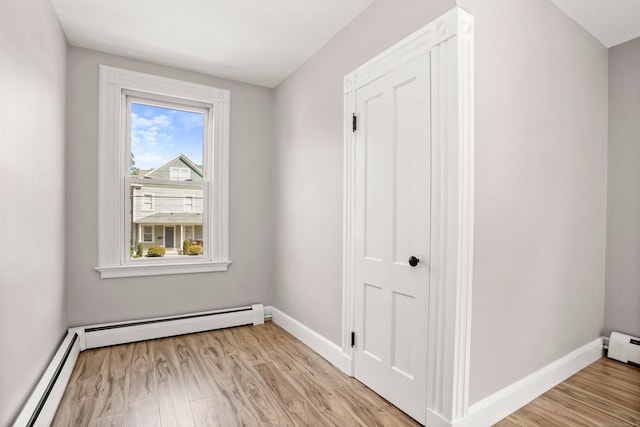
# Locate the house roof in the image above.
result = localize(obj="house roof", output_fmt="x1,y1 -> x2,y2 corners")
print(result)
142,153 -> 203,180
135,212 -> 203,225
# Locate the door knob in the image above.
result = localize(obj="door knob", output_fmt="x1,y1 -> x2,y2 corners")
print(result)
409,256 -> 420,267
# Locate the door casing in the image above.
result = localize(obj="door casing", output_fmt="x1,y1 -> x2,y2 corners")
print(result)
342,7 -> 475,425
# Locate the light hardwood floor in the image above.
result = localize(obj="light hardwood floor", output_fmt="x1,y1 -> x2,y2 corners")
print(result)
52,322 -> 640,427
497,357 -> 640,426
52,321 -> 420,426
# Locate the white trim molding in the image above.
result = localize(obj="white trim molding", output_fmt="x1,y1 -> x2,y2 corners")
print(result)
269,307 -> 352,375
342,7 -> 474,425
79,305 -> 259,350
456,339 -> 604,427
96,65 -> 231,278
12,332 -> 81,427
96,260 -> 232,279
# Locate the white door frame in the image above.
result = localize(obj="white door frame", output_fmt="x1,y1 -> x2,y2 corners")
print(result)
342,7 -> 474,426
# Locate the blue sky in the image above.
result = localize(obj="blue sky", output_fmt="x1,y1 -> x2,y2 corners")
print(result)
131,103 -> 204,171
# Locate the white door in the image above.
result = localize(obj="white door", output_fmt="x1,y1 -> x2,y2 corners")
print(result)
353,53 -> 431,423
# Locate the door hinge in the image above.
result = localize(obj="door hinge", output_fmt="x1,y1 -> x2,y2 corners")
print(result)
352,113 -> 357,132
351,331 -> 356,348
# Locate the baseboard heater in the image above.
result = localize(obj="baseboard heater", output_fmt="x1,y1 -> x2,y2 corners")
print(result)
13,303 -> 265,427
608,332 -> 640,366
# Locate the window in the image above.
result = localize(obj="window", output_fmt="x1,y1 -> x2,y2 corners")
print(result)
96,65 -> 230,278
143,225 -> 153,242
184,195 -> 194,212
185,225 -> 194,241
170,167 -> 191,181
142,194 -> 153,211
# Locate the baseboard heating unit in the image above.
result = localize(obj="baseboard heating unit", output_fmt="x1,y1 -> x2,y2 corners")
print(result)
13,304 -> 265,427
608,332 -> 640,366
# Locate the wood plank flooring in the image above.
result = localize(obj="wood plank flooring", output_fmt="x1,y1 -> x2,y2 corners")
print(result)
53,322 -> 640,427
52,321 -> 420,426
496,357 -> 640,426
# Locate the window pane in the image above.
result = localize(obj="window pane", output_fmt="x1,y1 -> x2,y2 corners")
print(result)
184,196 -> 194,212
128,101 -> 206,260
170,167 -> 191,180
130,103 -> 204,178
142,194 -> 153,211
143,226 -> 153,242
130,182 -> 204,258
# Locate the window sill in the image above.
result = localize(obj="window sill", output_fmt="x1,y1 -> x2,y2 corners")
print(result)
95,260 -> 232,279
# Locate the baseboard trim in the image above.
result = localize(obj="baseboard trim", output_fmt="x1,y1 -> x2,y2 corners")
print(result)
12,332 -> 81,427
13,304 -> 264,426
268,306 -> 352,375
455,338 -> 604,427
427,409 -> 456,427
80,305 -> 258,350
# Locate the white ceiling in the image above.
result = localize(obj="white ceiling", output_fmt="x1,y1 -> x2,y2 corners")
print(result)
51,1 -> 639,88
51,0 -> 375,88
548,0 -> 640,48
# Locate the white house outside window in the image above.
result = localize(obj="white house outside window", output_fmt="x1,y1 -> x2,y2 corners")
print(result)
96,65 -> 230,278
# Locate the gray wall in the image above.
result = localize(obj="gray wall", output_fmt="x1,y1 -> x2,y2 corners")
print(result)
0,0 -> 613,422
457,0 -> 608,403
604,37 -> 640,338
274,0 -> 608,404
0,0 -> 68,424
273,0 -> 456,347
66,48 -> 275,326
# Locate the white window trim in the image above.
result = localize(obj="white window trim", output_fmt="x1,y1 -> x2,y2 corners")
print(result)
96,65 -> 231,278
141,193 -> 154,211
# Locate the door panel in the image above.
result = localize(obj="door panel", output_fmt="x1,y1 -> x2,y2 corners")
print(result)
393,76 -> 429,266
353,53 -> 431,424
392,291 -> 416,378
363,283 -> 385,361
364,92 -> 386,261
